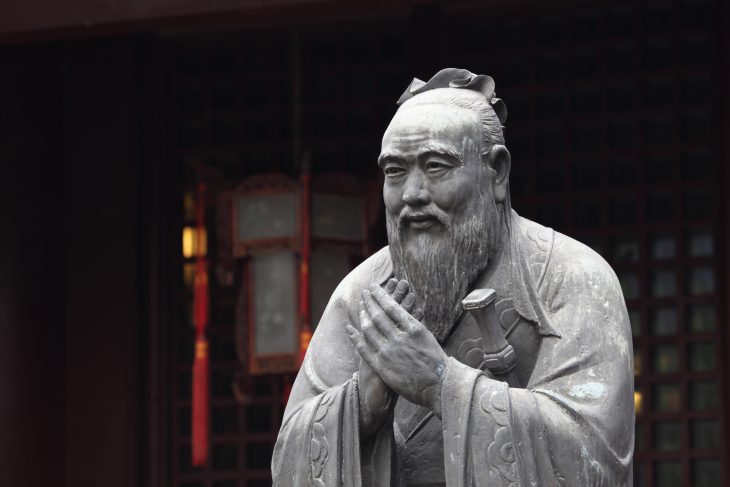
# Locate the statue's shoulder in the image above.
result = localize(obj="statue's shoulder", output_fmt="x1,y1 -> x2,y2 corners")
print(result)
329,246 -> 393,307
516,214 -> 619,292
555,229 -> 616,283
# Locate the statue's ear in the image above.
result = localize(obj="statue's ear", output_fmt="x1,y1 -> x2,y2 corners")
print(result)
486,144 -> 511,203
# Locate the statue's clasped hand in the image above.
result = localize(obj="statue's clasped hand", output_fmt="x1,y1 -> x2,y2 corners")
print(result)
346,282 -> 448,417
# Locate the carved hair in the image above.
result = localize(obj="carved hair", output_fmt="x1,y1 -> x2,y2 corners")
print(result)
396,68 -> 508,157
401,89 -> 505,157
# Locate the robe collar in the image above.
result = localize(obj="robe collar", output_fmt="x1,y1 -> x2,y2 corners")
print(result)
507,211 -> 561,338
374,210 -> 561,340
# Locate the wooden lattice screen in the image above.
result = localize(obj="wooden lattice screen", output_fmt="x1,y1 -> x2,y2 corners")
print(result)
168,1 -> 725,485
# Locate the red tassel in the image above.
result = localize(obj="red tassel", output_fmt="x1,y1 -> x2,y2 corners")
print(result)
298,163 -> 312,367
192,337 -> 209,466
191,184 -> 209,467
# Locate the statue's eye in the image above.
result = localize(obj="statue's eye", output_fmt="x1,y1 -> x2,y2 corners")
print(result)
425,160 -> 451,175
383,166 -> 406,178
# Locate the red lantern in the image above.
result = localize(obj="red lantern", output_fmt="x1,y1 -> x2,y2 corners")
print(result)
230,171 -> 376,378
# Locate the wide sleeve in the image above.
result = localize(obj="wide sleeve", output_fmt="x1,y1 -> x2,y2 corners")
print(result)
272,370 -> 363,486
272,248 -> 394,487
441,249 -> 635,487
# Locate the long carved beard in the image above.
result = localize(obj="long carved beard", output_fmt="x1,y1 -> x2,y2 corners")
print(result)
387,198 -> 501,342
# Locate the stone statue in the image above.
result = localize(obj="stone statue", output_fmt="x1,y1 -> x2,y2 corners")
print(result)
272,68 -> 634,486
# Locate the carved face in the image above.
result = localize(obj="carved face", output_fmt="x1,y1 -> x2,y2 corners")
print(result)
379,102 -> 498,341
379,102 -> 491,244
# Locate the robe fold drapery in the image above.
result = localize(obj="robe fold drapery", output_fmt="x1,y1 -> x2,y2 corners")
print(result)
273,214 -> 634,486
272,373 -> 395,487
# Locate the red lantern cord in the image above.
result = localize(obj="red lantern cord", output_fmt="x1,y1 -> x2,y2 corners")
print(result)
298,164 -> 312,367
192,183 -> 209,467
283,164 -> 313,407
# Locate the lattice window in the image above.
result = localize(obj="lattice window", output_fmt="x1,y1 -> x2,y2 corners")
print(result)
167,1 -> 724,485
169,24 -> 406,486
171,35 -> 295,486
448,1 -> 723,485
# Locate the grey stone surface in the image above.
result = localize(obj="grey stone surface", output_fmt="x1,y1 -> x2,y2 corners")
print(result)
273,68 -> 634,486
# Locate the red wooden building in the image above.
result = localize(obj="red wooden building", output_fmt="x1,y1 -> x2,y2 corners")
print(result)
1,1 -> 728,486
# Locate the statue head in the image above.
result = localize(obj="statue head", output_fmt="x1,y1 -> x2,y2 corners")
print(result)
379,68 -> 512,341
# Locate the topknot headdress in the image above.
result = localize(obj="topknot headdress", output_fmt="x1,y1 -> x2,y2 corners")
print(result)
396,68 -> 508,126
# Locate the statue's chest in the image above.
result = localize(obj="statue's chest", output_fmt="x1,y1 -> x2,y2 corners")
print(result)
393,311 -> 540,486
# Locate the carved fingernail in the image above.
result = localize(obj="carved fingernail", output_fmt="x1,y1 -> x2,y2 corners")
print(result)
385,278 -> 398,291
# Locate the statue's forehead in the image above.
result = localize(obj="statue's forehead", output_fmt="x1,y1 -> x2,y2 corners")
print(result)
382,103 -> 480,152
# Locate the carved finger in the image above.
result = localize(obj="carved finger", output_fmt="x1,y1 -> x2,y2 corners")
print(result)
359,308 -> 388,350
383,278 -> 398,294
369,284 -> 417,333
401,293 -> 416,313
363,290 -> 397,339
391,279 -> 409,303
346,325 -> 379,369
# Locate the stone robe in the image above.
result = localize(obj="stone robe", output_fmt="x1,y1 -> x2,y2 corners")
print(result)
272,213 -> 634,486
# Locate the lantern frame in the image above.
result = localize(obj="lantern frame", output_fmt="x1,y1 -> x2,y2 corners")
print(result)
232,173 -> 300,257
245,250 -> 300,375
231,172 -> 380,376
310,172 -> 371,251
232,173 -> 302,374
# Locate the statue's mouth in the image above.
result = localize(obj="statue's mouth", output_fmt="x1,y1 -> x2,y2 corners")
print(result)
401,212 -> 444,231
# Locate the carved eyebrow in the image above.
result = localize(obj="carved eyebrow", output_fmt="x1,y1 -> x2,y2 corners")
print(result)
377,150 -> 407,167
377,145 -> 462,167
417,143 -> 462,163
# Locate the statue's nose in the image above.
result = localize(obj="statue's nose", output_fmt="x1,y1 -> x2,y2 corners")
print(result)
402,173 -> 431,206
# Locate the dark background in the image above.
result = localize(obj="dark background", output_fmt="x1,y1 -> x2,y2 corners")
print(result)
1,1 -> 728,486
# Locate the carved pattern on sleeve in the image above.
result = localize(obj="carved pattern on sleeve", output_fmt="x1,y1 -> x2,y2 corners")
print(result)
310,391 -> 335,486
479,382 -> 519,486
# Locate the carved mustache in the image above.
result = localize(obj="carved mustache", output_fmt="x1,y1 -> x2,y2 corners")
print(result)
398,207 -> 450,229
